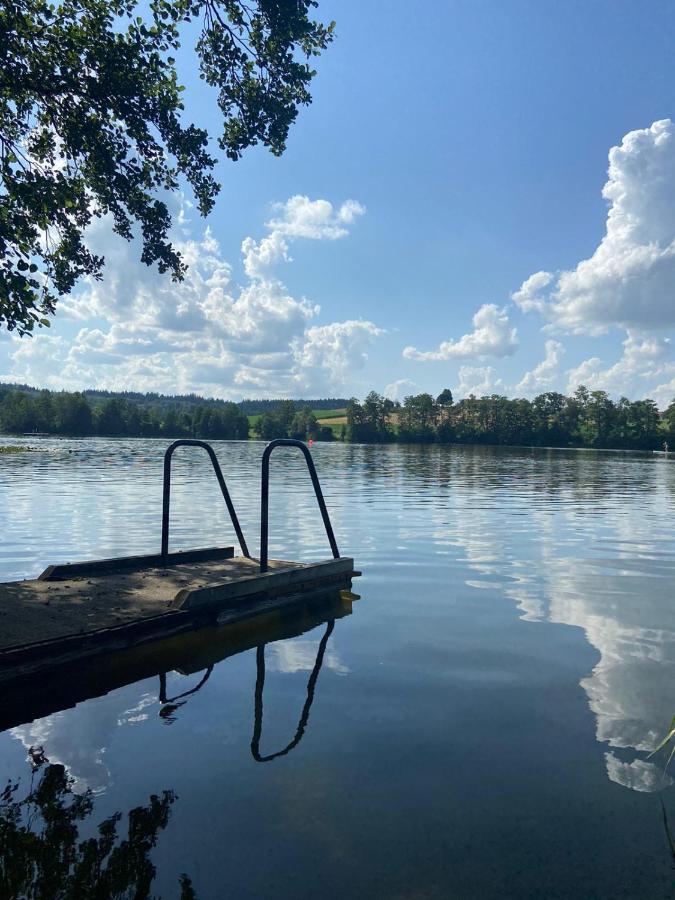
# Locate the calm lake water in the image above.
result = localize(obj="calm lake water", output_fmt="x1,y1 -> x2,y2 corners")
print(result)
2,437 -> 675,898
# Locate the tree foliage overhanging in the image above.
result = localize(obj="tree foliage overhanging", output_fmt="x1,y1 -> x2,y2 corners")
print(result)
0,0 -> 334,335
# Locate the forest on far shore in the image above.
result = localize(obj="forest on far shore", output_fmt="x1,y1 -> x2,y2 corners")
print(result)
0,385 -> 347,441
2,384 -> 675,450
342,388 -> 675,450
0,386 -> 250,440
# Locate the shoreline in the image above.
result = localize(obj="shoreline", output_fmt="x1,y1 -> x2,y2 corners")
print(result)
0,434 -> 669,456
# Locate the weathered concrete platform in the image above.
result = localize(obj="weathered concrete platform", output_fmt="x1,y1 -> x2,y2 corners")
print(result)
0,547 -> 357,683
0,586 -> 356,732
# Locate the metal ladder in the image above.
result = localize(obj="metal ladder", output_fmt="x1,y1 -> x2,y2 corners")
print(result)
161,438 -> 340,573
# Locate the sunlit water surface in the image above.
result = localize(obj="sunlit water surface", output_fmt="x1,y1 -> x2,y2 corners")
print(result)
2,438 -> 675,898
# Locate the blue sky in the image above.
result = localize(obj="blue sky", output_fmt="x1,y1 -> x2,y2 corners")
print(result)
4,0 -> 675,403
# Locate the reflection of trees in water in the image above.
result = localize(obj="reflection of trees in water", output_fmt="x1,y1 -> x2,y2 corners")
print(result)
1,610 -> 346,894
393,443 -> 663,505
346,443 -> 669,517
0,746 -> 195,899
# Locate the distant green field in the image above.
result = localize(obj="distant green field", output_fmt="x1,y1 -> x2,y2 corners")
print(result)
247,408 -> 346,438
313,408 -> 346,420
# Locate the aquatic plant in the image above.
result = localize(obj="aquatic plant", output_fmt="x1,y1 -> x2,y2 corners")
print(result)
649,715 -> 675,771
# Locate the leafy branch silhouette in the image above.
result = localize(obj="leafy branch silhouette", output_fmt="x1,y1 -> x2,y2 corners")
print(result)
0,746 -> 195,899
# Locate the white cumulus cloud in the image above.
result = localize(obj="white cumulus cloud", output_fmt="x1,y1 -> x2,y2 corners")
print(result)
566,330 -> 672,398
384,379 -> 418,401
511,271 -> 553,314
292,320 -> 384,391
516,119 -> 675,333
241,231 -> 290,280
239,196 -> 366,280
403,304 -> 518,362
267,196 -> 365,241
2,195 -> 380,398
455,365 -> 506,398
516,340 -> 565,396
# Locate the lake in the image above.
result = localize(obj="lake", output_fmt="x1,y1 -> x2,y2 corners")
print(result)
1,437 -> 675,898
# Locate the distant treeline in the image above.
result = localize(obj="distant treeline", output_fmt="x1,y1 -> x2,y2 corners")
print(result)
239,397 -> 348,415
0,383 -> 347,416
0,385 -> 350,439
0,387 -> 249,439
345,388 -> 675,450
0,386 -> 342,442
252,401 -> 335,442
3,383 -> 674,450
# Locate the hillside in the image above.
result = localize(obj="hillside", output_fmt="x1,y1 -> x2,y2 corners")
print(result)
0,383 -> 349,415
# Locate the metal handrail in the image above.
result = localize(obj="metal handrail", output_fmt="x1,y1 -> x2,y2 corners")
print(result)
260,439 -> 339,573
250,621 -> 335,762
162,439 -> 250,561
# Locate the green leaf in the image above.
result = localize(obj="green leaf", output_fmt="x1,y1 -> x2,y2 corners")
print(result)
649,717 -> 675,758
0,0 -> 334,336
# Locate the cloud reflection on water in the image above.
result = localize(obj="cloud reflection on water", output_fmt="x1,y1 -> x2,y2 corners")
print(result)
426,449 -> 675,793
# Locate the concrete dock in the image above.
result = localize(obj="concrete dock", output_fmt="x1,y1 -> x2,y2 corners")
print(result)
0,585 -> 356,732
0,547 -> 357,683
0,436 -> 356,685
